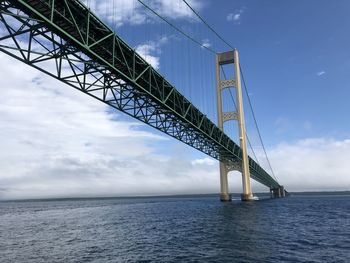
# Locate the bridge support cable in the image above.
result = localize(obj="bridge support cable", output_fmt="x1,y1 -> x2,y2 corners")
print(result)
225,62 -> 279,185
125,0 -> 276,189
182,0 -> 234,50
240,66 -> 279,183
0,0 -> 280,191
137,0 -> 216,54
136,0 -> 260,167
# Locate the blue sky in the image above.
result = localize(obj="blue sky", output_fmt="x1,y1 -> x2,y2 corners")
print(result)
0,0 -> 350,199
103,0 -> 350,144
224,0 -> 350,144
221,1 -> 345,140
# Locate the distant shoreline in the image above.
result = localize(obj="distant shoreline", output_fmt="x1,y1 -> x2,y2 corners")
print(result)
1,190 -> 349,202
287,190 -> 350,195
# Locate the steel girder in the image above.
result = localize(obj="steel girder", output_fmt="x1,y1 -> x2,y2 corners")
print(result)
0,0 -> 280,188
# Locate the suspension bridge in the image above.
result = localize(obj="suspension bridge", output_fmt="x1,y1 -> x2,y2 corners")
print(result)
0,0 -> 286,201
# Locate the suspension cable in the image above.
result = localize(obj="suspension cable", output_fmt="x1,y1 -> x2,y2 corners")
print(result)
137,0 -> 216,54
182,0 -> 234,50
181,0 -> 278,182
137,0 -> 277,182
221,66 -> 260,165
182,0 -> 259,164
240,65 -> 278,182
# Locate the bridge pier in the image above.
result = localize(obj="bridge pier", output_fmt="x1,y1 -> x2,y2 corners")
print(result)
241,193 -> 254,201
220,193 -> 232,202
271,185 -> 286,198
219,163 -> 232,202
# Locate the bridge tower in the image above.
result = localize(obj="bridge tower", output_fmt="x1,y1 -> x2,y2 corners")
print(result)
216,49 -> 254,202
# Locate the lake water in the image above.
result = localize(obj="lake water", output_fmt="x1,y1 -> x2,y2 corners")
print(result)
0,194 -> 349,262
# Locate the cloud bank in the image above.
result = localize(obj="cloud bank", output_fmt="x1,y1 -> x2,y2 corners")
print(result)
266,138 -> 350,192
0,50 -> 349,200
0,53 -> 219,200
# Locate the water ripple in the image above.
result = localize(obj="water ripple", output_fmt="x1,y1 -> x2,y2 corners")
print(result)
0,195 -> 349,262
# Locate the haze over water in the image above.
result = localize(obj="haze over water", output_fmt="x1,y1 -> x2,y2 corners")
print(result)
0,193 -> 349,262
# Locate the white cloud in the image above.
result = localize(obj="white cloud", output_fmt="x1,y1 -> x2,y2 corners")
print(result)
0,53 -> 163,199
136,43 -> 160,69
0,51 -> 223,200
0,52 -> 267,199
0,15 -> 349,199
259,138 -> 350,192
150,0 -> 202,20
226,13 -> 234,21
227,8 -> 244,23
83,0 -> 203,27
191,157 -> 216,166
201,39 -> 211,48
194,137 -> 350,193
233,14 -> 241,21
317,70 -> 326,76
135,35 -> 168,69
0,11 -> 223,200
1,56 -> 350,201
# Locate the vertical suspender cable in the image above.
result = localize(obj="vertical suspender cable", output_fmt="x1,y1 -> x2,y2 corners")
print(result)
136,0 -> 278,183
240,65 -> 278,182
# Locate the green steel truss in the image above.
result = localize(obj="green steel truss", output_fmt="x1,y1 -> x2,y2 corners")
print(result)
0,0 -> 280,188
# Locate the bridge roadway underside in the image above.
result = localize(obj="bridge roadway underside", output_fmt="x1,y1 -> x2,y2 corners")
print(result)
0,0 -> 280,189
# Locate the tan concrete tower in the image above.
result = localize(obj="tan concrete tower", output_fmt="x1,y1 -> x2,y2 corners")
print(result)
215,49 -> 254,202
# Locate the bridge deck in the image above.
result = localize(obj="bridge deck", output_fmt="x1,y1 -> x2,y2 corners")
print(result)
0,0 -> 280,188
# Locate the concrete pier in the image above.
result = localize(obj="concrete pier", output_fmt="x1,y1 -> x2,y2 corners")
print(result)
220,193 -> 232,202
241,193 -> 255,201
271,186 -> 286,198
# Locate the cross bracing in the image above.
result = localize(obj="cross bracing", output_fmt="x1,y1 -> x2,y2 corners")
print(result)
0,0 -> 280,188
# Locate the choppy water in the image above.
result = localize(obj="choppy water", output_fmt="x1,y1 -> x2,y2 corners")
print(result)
0,194 -> 349,262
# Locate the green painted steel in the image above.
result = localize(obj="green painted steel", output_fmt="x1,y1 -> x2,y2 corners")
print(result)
0,0 -> 280,188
